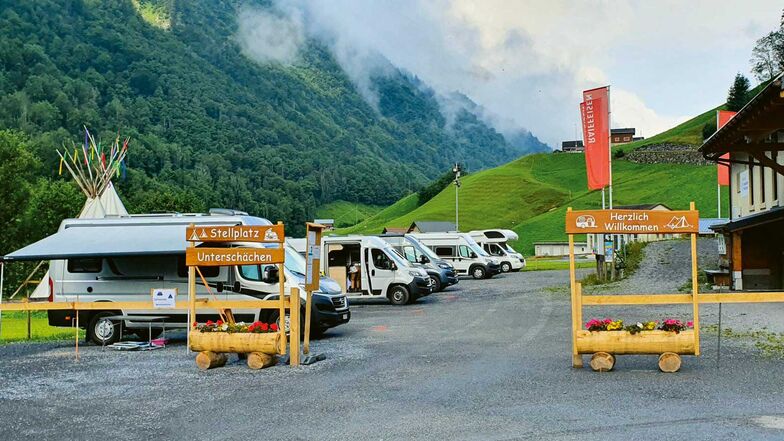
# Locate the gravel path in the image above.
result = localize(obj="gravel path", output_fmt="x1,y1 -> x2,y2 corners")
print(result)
584,238 -> 719,294
1,270 -> 784,440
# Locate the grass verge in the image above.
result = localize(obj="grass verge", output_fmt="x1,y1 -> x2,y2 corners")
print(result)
523,259 -> 594,272
0,311 -> 83,344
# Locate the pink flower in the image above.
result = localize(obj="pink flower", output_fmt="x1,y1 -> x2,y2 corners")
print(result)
687,321 -> 693,328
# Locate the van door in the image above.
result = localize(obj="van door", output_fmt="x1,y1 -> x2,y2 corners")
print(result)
368,248 -> 396,296
434,246 -> 462,273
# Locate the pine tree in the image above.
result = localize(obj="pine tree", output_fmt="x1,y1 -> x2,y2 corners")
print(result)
726,73 -> 751,111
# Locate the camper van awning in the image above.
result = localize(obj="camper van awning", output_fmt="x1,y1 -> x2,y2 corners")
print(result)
2,224 -> 189,262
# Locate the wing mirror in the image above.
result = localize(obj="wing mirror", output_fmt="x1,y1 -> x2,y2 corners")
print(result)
419,255 -> 430,264
262,266 -> 279,284
470,252 -> 478,258
216,282 -> 224,293
233,281 -> 241,292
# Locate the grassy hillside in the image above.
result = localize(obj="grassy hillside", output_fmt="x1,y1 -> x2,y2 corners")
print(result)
315,200 -> 383,228
339,153 -> 728,255
619,105 -> 721,151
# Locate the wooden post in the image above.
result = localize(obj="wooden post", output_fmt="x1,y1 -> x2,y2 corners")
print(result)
290,287 -> 300,366
567,208 -> 583,368
195,351 -> 227,370
188,224 -> 196,353
26,285 -> 31,340
690,201 -> 700,356
277,221 -> 287,356
303,223 -> 324,356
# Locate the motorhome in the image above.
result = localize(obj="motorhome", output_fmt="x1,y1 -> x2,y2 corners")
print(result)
379,234 -> 458,292
409,232 -> 501,279
469,229 -> 526,272
321,235 -> 434,305
17,211 -> 350,345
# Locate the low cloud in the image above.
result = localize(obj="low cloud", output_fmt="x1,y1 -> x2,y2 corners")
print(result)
236,5 -> 305,65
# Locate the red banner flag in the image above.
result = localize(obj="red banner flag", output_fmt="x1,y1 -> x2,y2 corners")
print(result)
717,110 -> 736,186
581,87 -> 610,190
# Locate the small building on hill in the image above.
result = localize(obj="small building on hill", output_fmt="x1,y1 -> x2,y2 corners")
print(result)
611,128 -> 636,145
700,74 -> 784,291
535,241 -> 591,257
408,221 -> 457,233
560,140 -> 584,153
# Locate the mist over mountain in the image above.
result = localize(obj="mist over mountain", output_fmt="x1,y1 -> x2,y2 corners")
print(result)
0,0 -> 548,234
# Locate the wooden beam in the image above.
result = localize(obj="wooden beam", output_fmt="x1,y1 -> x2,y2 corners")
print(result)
750,151 -> 784,176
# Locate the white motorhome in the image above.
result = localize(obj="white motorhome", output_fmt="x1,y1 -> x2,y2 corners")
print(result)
321,235 -> 433,305
12,212 -> 350,345
469,229 -> 526,272
409,232 -> 501,279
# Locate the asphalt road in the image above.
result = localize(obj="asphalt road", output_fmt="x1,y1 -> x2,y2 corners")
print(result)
2,269 -> 784,440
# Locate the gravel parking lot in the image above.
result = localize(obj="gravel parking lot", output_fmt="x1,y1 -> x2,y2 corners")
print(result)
2,266 -> 784,440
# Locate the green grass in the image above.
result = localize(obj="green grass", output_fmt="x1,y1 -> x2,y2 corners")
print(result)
0,311 -> 83,343
316,200 -> 383,228
523,259 -> 594,272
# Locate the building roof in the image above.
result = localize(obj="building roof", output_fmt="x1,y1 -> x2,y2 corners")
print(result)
699,218 -> 729,235
700,73 -> 784,160
611,128 -> 636,135
614,203 -> 672,211
710,207 -> 784,233
313,218 -> 334,225
381,227 -> 408,234
409,221 -> 457,233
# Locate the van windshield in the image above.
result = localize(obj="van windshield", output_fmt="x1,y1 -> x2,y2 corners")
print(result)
501,242 -> 518,254
387,247 -> 411,268
404,236 -> 440,261
465,235 -> 490,257
285,246 -> 307,276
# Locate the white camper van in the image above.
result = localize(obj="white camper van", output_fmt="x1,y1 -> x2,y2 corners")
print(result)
469,229 -> 526,272
16,212 -> 349,345
321,235 -> 433,305
410,232 -> 501,279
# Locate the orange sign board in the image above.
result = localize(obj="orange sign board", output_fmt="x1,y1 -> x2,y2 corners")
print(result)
565,209 -> 699,234
186,247 -> 285,267
186,225 -> 284,243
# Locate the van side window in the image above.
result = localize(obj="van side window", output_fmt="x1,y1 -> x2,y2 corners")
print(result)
434,247 -> 454,257
67,258 -> 102,273
458,245 -> 471,258
176,255 -> 219,278
371,249 -> 392,270
240,265 -> 261,281
401,246 -> 417,263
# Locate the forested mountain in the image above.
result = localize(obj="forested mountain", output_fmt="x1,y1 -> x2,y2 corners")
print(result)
0,0 -> 547,241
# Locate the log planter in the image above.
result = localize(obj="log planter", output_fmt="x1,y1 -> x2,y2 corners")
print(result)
575,330 -> 695,373
190,331 -> 283,370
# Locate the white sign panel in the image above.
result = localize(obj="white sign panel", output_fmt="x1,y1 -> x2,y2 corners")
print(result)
152,288 -> 177,309
306,230 -> 318,288
717,235 -> 726,255
739,169 -> 749,198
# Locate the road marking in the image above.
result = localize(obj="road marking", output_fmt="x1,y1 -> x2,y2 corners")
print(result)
754,416 -> 784,430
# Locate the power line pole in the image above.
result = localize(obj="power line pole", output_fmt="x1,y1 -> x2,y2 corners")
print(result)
453,163 -> 461,231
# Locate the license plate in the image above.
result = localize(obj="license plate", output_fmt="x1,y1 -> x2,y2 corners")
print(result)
342,314 -> 348,320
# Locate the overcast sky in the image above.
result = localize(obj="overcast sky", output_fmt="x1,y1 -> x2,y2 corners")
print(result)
241,1 -> 783,148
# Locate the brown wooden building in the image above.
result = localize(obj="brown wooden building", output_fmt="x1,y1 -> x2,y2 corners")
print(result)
700,74 -> 784,290
611,128 -> 636,144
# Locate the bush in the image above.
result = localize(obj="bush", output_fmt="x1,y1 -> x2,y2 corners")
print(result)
702,121 -> 717,140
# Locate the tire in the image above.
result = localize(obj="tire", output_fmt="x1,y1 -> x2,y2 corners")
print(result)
87,311 -> 121,346
135,328 -> 163,341
431,276 -> 442,292
270,309 -> 305,340
471,265 -> 487,280
387,285 -> 410,305
500,262 -> 512,273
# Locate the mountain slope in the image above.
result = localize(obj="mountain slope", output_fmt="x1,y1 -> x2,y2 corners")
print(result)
340,117 -> 728,254
0,0 -> 541,235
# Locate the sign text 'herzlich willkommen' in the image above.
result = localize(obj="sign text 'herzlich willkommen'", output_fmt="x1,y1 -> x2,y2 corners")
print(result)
565,209 -> 700,234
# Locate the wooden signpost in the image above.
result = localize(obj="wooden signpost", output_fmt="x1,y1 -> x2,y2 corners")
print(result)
186,222 -> 295,369
302,223 -> 325,360
566,204 -> 701,372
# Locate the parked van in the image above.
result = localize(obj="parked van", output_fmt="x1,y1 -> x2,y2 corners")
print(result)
322,235 -> 433,305
469,229 -> 526,272
31,212 -> 349,345
379,234 -> 458,292
410,232 -> 501,279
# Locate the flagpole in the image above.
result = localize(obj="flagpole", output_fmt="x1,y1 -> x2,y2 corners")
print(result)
607,86 -> 613,209
601,188 -> 606,210
717,183 -> 721,218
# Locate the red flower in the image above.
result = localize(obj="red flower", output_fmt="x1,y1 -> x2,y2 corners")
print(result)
192,322 -> 197,327
270,323 -> 278,332
260,323 -> 270,331
217,320 -> 224,326
206,320 -> 214,326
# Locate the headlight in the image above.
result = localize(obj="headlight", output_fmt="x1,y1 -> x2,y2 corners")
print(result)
437,263 -> 451,269
409,270 -> 423,277
491,259 -> 499,265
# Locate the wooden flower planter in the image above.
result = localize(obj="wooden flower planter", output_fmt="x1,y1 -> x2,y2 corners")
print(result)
575,330 -> 696,373
190,331 -> 283,370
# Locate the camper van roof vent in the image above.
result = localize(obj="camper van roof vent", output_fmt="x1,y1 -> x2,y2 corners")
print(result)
209,208 -> 249,216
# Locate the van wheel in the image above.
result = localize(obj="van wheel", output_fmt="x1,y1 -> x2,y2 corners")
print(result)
500,262 -> 512,273
431,277 -> 442,292
270,309 -> 305,340
471,266 -> 487,280
87,312 -> 121,346
388,285 -> 410,305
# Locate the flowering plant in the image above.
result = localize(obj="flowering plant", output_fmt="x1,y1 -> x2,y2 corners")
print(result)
658,319 -> 692,334
585,318 -> 613,331
624,321 -> 657,335
194,320 -> 279,333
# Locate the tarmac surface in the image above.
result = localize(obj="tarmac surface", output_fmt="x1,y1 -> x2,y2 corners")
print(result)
1,269 -> 784,440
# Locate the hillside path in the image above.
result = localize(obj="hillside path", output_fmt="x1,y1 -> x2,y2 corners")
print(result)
583,238 -> 719,295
